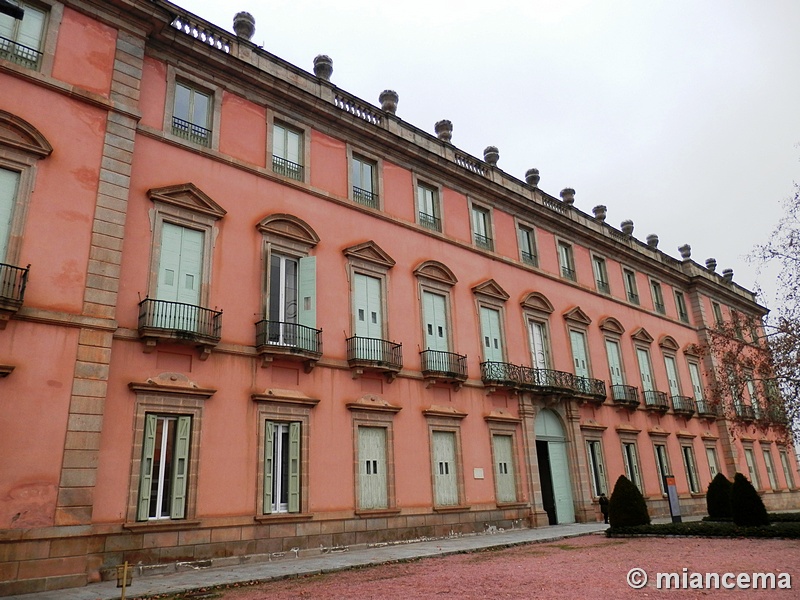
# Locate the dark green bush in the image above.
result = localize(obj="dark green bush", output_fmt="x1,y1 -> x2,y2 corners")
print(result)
706,472 -> 733,520
608,475 -> 650,528
606,521 -> 800,539
731,472 -> 769,527
769,512 -> 800,522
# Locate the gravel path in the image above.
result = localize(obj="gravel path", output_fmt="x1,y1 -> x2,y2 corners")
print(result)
221,535 -> 800,599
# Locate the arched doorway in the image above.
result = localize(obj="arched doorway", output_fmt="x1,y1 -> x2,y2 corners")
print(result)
535,409 -> 575,524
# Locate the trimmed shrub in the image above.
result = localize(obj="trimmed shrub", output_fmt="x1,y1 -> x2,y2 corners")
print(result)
731,472 -> 769,527
609,475 -> 650,528
706,473 -> 733,520
606,521 -> 800,538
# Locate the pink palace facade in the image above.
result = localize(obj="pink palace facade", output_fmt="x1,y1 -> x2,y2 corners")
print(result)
0,0 -> 798,593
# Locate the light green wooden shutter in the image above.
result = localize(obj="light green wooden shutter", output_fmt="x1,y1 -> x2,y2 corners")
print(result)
170,415 -> 191,519
17,4 -> 45,51
423,291 -> 448,352
480,306 -> 503,362
263,420 -> 274,514
637,348 -> 653,391
492,434 -> 516,503
137,414 -> 158,521
664,355 -> 680,396
549,441 -> 575,524
432,431 -> 458,506
288,422 -> 300,513
605,340 -> 624,386
297,257 -> 316,351
358,426 -> 387,509
529,321 -> 548,369
0,168 -> 20,261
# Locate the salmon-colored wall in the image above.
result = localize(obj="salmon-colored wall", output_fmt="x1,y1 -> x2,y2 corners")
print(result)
310,131 -> 347,196
139,56 -> 167,130
219,92 -> 266,167
51,8 -> 116,96
382,161 -> 413,223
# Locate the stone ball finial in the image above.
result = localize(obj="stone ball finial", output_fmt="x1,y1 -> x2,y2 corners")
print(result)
233,11 -> 255,40
483,146 -> 499,166
379,90 -> 398,114
621,219 -> 634,236
560,188 -> 576,206
705,258 -> 717,272
646,234 -> 659,249
525,168 -> 540,187
592,205 -> 607,222
722,268 -> 734,282
434,120 -> 453,143
679,244 -> 692,260
313,55 -> 333,81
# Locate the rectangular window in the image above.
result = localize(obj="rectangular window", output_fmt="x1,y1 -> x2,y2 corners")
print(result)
663,355 -> 681,398
605,339 -> 625,393
263,421 -> 300,513
351,155 -> 378,208
492,434 -> 517,503
417,183 -> 441,232
593,255 -> 610,294
688,362 -> 707,412
154,222 -> 205,332
138,414 -> 191,520
682,445 -> 700,493
780,451 -> 796,489
528,319 -> 549,370
622,441 -> 643,492
636,348 -> 654,392
358,426 -> 388,509
654,443 -> 670,494
479,306 -> 503,362
172,82 -> 211,146
675,290 -> 689,323
432,430 -> 459,506
0,166 -> 20,262
422,290 -> 449,353
586,440 -> 607,496
706,447 -> 719,479
762,448 -> 778,491
744,371 -> 761,418
712,301 -> 723,326
744,447 -> 760,490
266,253 -> 316,348
353,272 -> 383,340
623,268 -> 639,304
471,205 -> 493,250
0,1 -> 46,70
650,280 -> 665,314
557,241 -> 575,281
272,122 -> 303,181
517,225 -> 537,266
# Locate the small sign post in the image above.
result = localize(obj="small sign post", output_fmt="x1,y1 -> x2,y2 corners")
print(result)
116,561 -> 132,600
664,475 -> 682,523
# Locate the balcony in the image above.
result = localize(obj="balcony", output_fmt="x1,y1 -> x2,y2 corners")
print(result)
611,384 -> 640,409
561,265 -> 576,281
255,320 -> 322,371
596,280 -> 610,294
694,399 -> 718,419
473,232 -> 493,251
171,116 -> 211,147
733,402 -> 756,422
420,349 -> 467,387
518,367 -> 574,396
480,361 -> 520,392
643,390 -> 669,412
138,298 -> 222,359
346,335 -> 402,381
572,375 -> 607,404
419,211 -> 441,232
0,263 -> 29,329
0,36 -> 42,70
353,186 -> 379,209
654,301 -> 666,315
521,250 -> 538,267
765,403 -> 789,425
671,395 -> 696,417
627,292 -> 640,305
272,156 -> 304,181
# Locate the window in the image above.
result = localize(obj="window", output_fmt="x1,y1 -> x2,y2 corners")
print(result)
675,290 -> 689,323
623,268 -> 639,304
711,301 -> 723,326
570,328 -> 592,392
351,154 -> 378,208
471,205 -> 493,250
605,339 -> 626,397
138,414 -> 191,520
0,1 -> 46,70
622,441 -> 643,492
272,122 -> 303,181
706,447 -> 719,479
492,433 -> 518,503
663,354 -> 682,399
682,445 -> 700,493
263,421 -> 300,513
654,443 -> 671,494
780,450 -> 796,489
480,306 -> 504,362
636,347 -> 655,392
749,321 -> 761,345
528,319 -> 550,370
731,309 -> 744,340
744,371 -> 760,418
586,440 -> 607,497
650,280 -> 665,314
762,447 -> 778,491
431,430 -> 459,506
744,447 -> 760,490
517,224 -> 537,266
354,272 -> 384,338
417,182 -> 441,232
688,362 -> 708,413
557,241 -> 576,281
358,426 -> 389,509
592,255 -> 610,294
172,81 -> 212,146
0,166 -> 20,264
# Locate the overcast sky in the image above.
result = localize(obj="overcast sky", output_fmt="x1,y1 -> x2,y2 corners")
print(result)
176,0 -> 800,310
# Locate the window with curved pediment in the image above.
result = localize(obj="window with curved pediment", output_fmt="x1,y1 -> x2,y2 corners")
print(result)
521,292 -> 554,370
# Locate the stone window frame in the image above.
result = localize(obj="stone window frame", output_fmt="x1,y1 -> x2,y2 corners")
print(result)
650,434 -> 672,496
679,438 -> 702,495
580,425 -> 609,498
125,375 -> 214,526
423,408 -> 469,511
485,416 -> 525,506
252,390 -> 319,521
266,109 -> 311,185
659,335 -> 683,398
472,280 -> 510,363
590,252 -> 610,294
343,241 -> 395,341
779,449 -> 797,490
616,425 -> 645,495
467,197 -> 495,251
711,300 -> 724,327
631,327 -> 656,392
411,173 -> 443,233
520,292 -> 554,370
674,289 -> 690,324
346,144 -> 384,210
621,265 -> 640,305
0,0 -> 63,76
649,278 -> 666,315
163,65 -> 223,150
742,444 -> 761,491
555,237 -> 576,282
760,442 -> 779,491
414,260 -> 458,356
599,317 -> 628,389
514,218 -> 538,267
564,306 -> 595,379
704,443 -> 720,480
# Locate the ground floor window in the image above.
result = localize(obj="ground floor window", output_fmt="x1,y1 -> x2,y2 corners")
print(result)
586,440 -> 607,497
780,450 -> 796,489
492,434 -> 517,503
358,426 -> 388,509
621,441 -> 643,493
682,445 -> 700,493
432,430 -> 459,506
264,421 -> 300,514
138,414 -> 191,521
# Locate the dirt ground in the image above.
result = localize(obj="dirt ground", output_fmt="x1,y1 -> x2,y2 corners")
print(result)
219,534 -> 800,599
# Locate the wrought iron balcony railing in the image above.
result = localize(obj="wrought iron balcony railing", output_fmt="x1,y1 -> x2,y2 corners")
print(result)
473,232 -> 493,251
353,186 -> 379,209
0,263 -> 29,308
518,367 -> 574,394
596,280 -> 610,294
765,403 -> 789,425
611,384 -> 640,408
573,375 -> 607,401
734,402 -> 756,421
0,35 -> 42,70
643,390 -> 669,412
418,211 -> 441,232
172,116 -> 211,146
654,301 -> 666,314
561,266 -> 576,281
480,361 -> 520,389
694,399 -> 718,419
671,395 -> 696,417
256,320 -> 322,355
138,298 -> 222,344
346,335 -> 402,371
627,292 -> 640,305
521,251 -> 538,267
272,156 -> 304,181
420,349 -> 467,382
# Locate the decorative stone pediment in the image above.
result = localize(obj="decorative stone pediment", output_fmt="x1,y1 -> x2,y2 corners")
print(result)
520,292 -> 554,314
563,306 -> 591,325
658,335 -> 680,351
128,372 -> 216,398
343,241 -> 396,268
683,343 -> 703,357
413,260 -> 457,286
630,327 -> 654,344
484,409 -> 521,423
0,110 -> 53,158
472,279 -> 509,301
346,394 -> 401,413
257,214 -> 319,247
148,183 -> 226,219
251,388 -> 320,407
422,405 -> 467,419
598,316 -> 625,335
